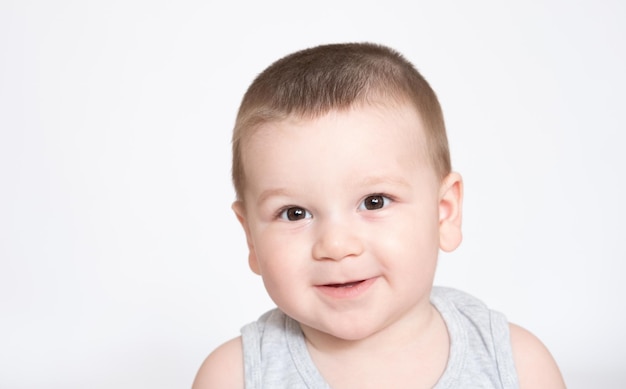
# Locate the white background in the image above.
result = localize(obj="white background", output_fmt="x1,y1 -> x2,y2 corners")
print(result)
1,1 -> 625,388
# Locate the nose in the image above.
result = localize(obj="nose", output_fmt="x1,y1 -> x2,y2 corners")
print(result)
312,218 -> 364,261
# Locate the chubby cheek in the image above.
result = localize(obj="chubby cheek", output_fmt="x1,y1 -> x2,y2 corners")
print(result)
251,229 -> 311,295
378,215 -> 440,273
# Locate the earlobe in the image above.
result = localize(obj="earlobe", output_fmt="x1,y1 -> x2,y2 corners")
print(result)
438,172 -> 463,252
231,201 -> 261,275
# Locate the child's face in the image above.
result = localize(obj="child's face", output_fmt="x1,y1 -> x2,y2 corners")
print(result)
233,103 -> 462,342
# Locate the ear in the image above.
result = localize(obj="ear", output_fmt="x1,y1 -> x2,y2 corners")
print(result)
438,172 -> 463,252
232,200 -> 261,275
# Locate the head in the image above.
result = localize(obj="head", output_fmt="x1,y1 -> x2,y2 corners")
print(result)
230,42 -> 463,341
232,42 -> 451,201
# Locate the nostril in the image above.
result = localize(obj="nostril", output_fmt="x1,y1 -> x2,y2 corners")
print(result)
312,235 -> 364,261
311,219 -> 365,261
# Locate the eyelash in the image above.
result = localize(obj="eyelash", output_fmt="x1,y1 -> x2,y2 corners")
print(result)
277,206 -> 312,221
358,194 -> 393,211
276,194 -> 393,221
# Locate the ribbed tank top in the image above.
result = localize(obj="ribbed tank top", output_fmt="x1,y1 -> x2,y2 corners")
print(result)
241,286 -> 519,388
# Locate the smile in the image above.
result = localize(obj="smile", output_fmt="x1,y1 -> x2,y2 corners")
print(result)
316,277 -> 378,299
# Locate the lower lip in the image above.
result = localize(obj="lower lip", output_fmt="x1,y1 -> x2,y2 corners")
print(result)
316,277 -> 378,299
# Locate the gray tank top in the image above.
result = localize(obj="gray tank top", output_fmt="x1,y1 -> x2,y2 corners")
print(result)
241,286 -> 519,388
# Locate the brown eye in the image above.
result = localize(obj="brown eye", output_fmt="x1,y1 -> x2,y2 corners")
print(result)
360,195 -> 390,211
280,207 -> 311,221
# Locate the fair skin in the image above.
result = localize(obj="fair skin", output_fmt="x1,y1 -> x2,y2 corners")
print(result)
193,103 -> 565,388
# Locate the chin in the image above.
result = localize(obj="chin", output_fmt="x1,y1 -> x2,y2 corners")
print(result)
306,320 -> 382,343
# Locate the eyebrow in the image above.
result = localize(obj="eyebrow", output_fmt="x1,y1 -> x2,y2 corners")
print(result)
256,188 -> 293,207
255,176 -> 411,205
357,175 -> 411,189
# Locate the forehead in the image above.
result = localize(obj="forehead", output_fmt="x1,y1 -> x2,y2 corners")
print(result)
239,103 -> 433,192
242,102 -> 428,156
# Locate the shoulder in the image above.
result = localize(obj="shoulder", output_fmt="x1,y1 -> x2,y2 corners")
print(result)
192,336 -> 244,389
509,323 -> 566,389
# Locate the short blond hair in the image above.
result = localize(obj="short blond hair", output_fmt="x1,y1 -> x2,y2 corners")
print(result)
232,42 -> 450,200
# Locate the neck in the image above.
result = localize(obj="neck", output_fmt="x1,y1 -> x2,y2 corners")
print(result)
301,300 -> 439,357
299,302 -> 450,389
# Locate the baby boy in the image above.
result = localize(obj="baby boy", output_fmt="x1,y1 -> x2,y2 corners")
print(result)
193,42 -> 565,388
